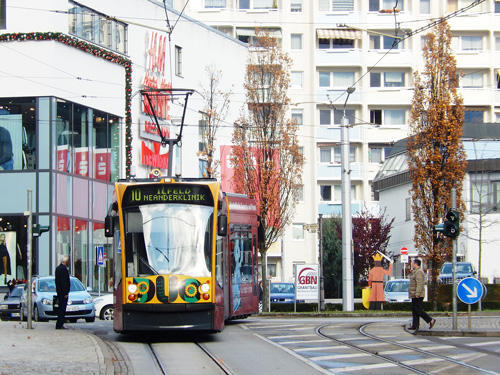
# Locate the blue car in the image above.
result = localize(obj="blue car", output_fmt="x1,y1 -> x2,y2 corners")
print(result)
20,276 -> 95,323
438,262 -> 477,284
270,282 -> 296,303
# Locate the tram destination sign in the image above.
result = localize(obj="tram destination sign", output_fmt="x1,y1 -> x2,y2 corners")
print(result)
123,184 -> 214,207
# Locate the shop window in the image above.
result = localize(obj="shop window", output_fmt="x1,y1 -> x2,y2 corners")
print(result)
0,98 -> 37,171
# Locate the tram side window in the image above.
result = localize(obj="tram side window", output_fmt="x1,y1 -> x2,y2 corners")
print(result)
231,229 -> 253,284
242,234 -> 253,283
113,220 -> 121,289
216,239 -> 223,287
124,210 -> 153,277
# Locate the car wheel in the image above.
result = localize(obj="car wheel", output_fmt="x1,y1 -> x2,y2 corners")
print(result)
34,305 -> 48,322
100,306 -> 114,321
20,305 -> 26,321
85,316 -> 95,323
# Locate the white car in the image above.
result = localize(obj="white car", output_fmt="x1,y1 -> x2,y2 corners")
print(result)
93,293 -> 114,320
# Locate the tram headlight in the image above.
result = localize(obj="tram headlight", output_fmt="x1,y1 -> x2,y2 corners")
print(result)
128,284 -> 138,294
200,283 -> 210,293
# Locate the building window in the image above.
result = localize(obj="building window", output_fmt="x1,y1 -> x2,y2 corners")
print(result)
296,185 -> 304,202
496,38 -> 500,52
370,109 -> 406,126
291,34 -> 303,50
370,72 -> 405,87
405,197 -> 411,221
175,46 -> 182,76
319,72 -> 355,88
420,0 -> 430,14
461,36 -> 482,51
496,1 -> 500,13
291,71 -> 303,88
0,0 -> 5,29
320,185 -> 332,201
369,146 -> 392,163
205,0 -> 226,7
461,72 -> 483,88
495,113 -> 500,123
68,1 -> 127,54
369,0 -> 404,11
319,0 -> 354,11
292,223 -> 305,240
370,35 -> 402,50
320,109 -> 355,126
464,110 -> 484,123
291,0 -> 302,12
292,109 -> 303,125
471,177 -> 500,214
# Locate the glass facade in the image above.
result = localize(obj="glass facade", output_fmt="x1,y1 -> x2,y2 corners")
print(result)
0,97 -> 120,293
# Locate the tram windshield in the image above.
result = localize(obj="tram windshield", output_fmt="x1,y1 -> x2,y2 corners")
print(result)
124,203 -> 213,277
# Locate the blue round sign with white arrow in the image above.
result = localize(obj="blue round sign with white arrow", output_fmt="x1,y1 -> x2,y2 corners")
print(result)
457,277 -> 484,304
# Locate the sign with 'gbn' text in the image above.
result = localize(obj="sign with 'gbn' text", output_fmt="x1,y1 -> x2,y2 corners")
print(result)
295,264 -> 319,300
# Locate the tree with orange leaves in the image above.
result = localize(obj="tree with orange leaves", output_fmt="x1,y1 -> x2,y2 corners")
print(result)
231,30 -> 304,311
407,21 -> 466,304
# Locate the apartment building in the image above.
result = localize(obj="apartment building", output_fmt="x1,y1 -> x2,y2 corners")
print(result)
173,0 -> 500,283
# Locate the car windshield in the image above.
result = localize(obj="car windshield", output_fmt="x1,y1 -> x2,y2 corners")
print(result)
271,283 -> 295,294
10,286 -> 24,297
441,264 -> 472,274
37,278 -> 85,292
386,281 -> 409,292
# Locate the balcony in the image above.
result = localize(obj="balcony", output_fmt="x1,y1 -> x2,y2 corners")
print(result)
317,162 -> 363,180
365,10 -> 414,28
314,11 -> 361,26
455,51 -> 491,68
366,49 -> 414,67
317,126 -> 363,142
319,201 -> 364,216
315,89 -> 361,106
316,49 -> 363,67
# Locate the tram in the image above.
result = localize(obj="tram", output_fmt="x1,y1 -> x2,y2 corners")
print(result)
104,177 -> 261,333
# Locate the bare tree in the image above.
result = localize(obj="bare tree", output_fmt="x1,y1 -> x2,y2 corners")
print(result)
198,64 -> 232,178
230,30 -> 304,311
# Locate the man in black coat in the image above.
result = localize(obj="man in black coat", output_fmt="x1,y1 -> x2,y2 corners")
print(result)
55,254 -> 70,329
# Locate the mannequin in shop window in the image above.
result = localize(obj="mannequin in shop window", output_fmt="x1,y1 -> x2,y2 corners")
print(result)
0,233 -> 12,284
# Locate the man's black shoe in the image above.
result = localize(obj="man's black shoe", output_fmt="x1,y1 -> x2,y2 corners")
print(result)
55,326 -> 68,330
407,326 -> 418,330
429,319 -> 436,329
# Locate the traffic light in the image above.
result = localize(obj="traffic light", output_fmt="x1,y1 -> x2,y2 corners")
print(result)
33,224 -> 50,237
443,209 -> 460,238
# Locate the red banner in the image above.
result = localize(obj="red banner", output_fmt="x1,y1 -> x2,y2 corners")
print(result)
141,141 -> 169,169
94,149 -> 111,181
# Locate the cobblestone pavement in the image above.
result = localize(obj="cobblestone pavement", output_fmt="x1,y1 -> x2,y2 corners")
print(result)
0,320 -> 113,375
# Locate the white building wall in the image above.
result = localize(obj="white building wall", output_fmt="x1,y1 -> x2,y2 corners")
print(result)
172,0 -> 500,284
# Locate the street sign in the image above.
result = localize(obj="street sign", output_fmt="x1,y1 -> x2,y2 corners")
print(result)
303,224 -> 319,232
400,254 -> 409,263
400,247 -> 408,255
457,277 -> 484,304
97,246 -> 104,266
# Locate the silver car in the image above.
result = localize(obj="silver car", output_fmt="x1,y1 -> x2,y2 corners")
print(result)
384,279 -> 410,303
20,276 -> 95,323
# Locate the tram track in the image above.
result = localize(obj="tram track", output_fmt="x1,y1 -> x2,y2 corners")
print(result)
145,341 -> 236,375
316,322 -> 500,375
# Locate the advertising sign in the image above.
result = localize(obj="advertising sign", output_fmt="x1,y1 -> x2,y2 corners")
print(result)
295,264 -> 319,300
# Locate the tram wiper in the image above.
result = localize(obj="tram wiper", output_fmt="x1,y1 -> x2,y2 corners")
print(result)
137,254 -> 159,275
153,246 -> 170,264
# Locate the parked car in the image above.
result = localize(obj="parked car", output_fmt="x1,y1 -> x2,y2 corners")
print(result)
438,262 -> 476,284
384,279 -> 410,303
270,282 -> 296,303
0,284 -> 25,320
20,276 -> 95,323
93,293 -> 114,320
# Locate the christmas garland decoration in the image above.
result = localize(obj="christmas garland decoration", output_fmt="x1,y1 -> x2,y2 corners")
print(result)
0,31 -> 133,177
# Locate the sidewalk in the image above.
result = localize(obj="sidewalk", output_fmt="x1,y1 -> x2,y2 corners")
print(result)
407,315 -> 500,337
0,320 -> 113,375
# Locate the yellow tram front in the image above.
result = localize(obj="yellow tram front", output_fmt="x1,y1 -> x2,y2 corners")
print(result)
106,179 -> 224,332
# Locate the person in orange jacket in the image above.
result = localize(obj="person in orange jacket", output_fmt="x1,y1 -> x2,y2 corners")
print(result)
368,253 -> 393,310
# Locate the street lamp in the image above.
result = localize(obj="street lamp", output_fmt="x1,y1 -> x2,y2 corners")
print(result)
341,87 -> 355,312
